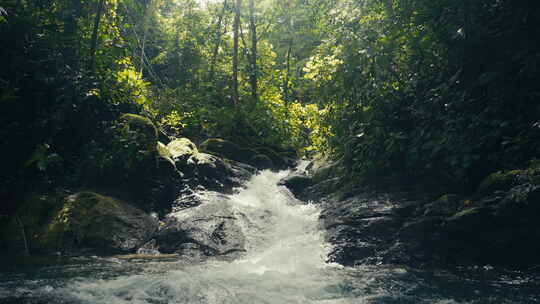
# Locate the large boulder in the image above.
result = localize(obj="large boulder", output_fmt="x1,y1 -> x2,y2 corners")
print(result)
199,138 -> 247,162
2,192 -> 158,255
156,192 -> 245,259
44,192 -> 158,254
278,172 -> 312,197
249,154 -> 274,170
119,113 -> 158,154
199,138 -> 288,170
253,146 -> 287,169
167,137 -> 198,160
157,137 -> 255,193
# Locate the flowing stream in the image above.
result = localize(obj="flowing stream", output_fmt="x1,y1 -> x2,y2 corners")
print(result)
1,169 -> 539,303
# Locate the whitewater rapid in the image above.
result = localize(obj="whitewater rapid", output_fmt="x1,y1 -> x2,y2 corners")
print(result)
3,169 -> 538,304
60,169 -> 349,304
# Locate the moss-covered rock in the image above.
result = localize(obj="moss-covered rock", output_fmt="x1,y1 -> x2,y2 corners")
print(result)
253,146 -> 286,169
476,170 -> 522,196
167,138 -> 198,160
157,141 -> 174,166
42,191 -> 158,254
2,192 -> 158,255
249,154 -> 274,170
119,113 -> 158,153
199,138 -> 243,161
310,159 -> 346,185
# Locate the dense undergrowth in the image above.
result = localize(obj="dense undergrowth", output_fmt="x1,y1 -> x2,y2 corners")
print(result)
306,0 -> 540,192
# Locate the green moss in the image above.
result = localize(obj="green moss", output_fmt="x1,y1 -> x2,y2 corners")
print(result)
157,141 -> 174,165
166,138 -> 198,159
43,192 -> 121,249
119,113 -> 158,153
477,170 -> 522,196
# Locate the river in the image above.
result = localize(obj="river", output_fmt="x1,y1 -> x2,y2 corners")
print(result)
1,170 -> 539,303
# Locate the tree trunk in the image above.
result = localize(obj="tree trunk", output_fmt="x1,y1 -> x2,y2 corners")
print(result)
209,0 -> 228,81
88,0 -> 105,73
139,0 -> 151,75
63,0 -> 79,69
283,41 -> 292,103
232,0 -> 241,108
248,0 -> 258,103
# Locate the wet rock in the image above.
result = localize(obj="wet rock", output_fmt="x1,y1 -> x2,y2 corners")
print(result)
423,194 -> 463,216
476,170 -> 523,196
278,172 -> 312,197
156,194 -> 246,258
157,137 -> 255,195
445,207 -> 490,233
400,217 -> 443,239
249,154 -> 274,170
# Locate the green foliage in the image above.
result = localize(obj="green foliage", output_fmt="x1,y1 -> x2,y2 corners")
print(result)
2,0 -> 540,216
300,0 -> 540,191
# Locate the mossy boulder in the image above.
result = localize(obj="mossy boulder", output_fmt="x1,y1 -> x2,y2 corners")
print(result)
2,192 -> 158,254
119,113 -> 158,153
157,141 -> 175,166
43,191 -> 158,254
476,170 -> 522,196
157,137 -> 199,167
253,146 -> 286,169
167,138 -> 198,160
97,114 -> 158,185
249,154 -> 274,170
199,138 -> 244,162
310,159 -> 346,185
156,137 -> 254,192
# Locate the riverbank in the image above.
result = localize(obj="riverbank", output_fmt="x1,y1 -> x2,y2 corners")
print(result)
280,157 -> 540,269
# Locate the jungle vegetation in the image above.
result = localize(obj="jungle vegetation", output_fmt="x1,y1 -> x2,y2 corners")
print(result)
1,0 -> 539,214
